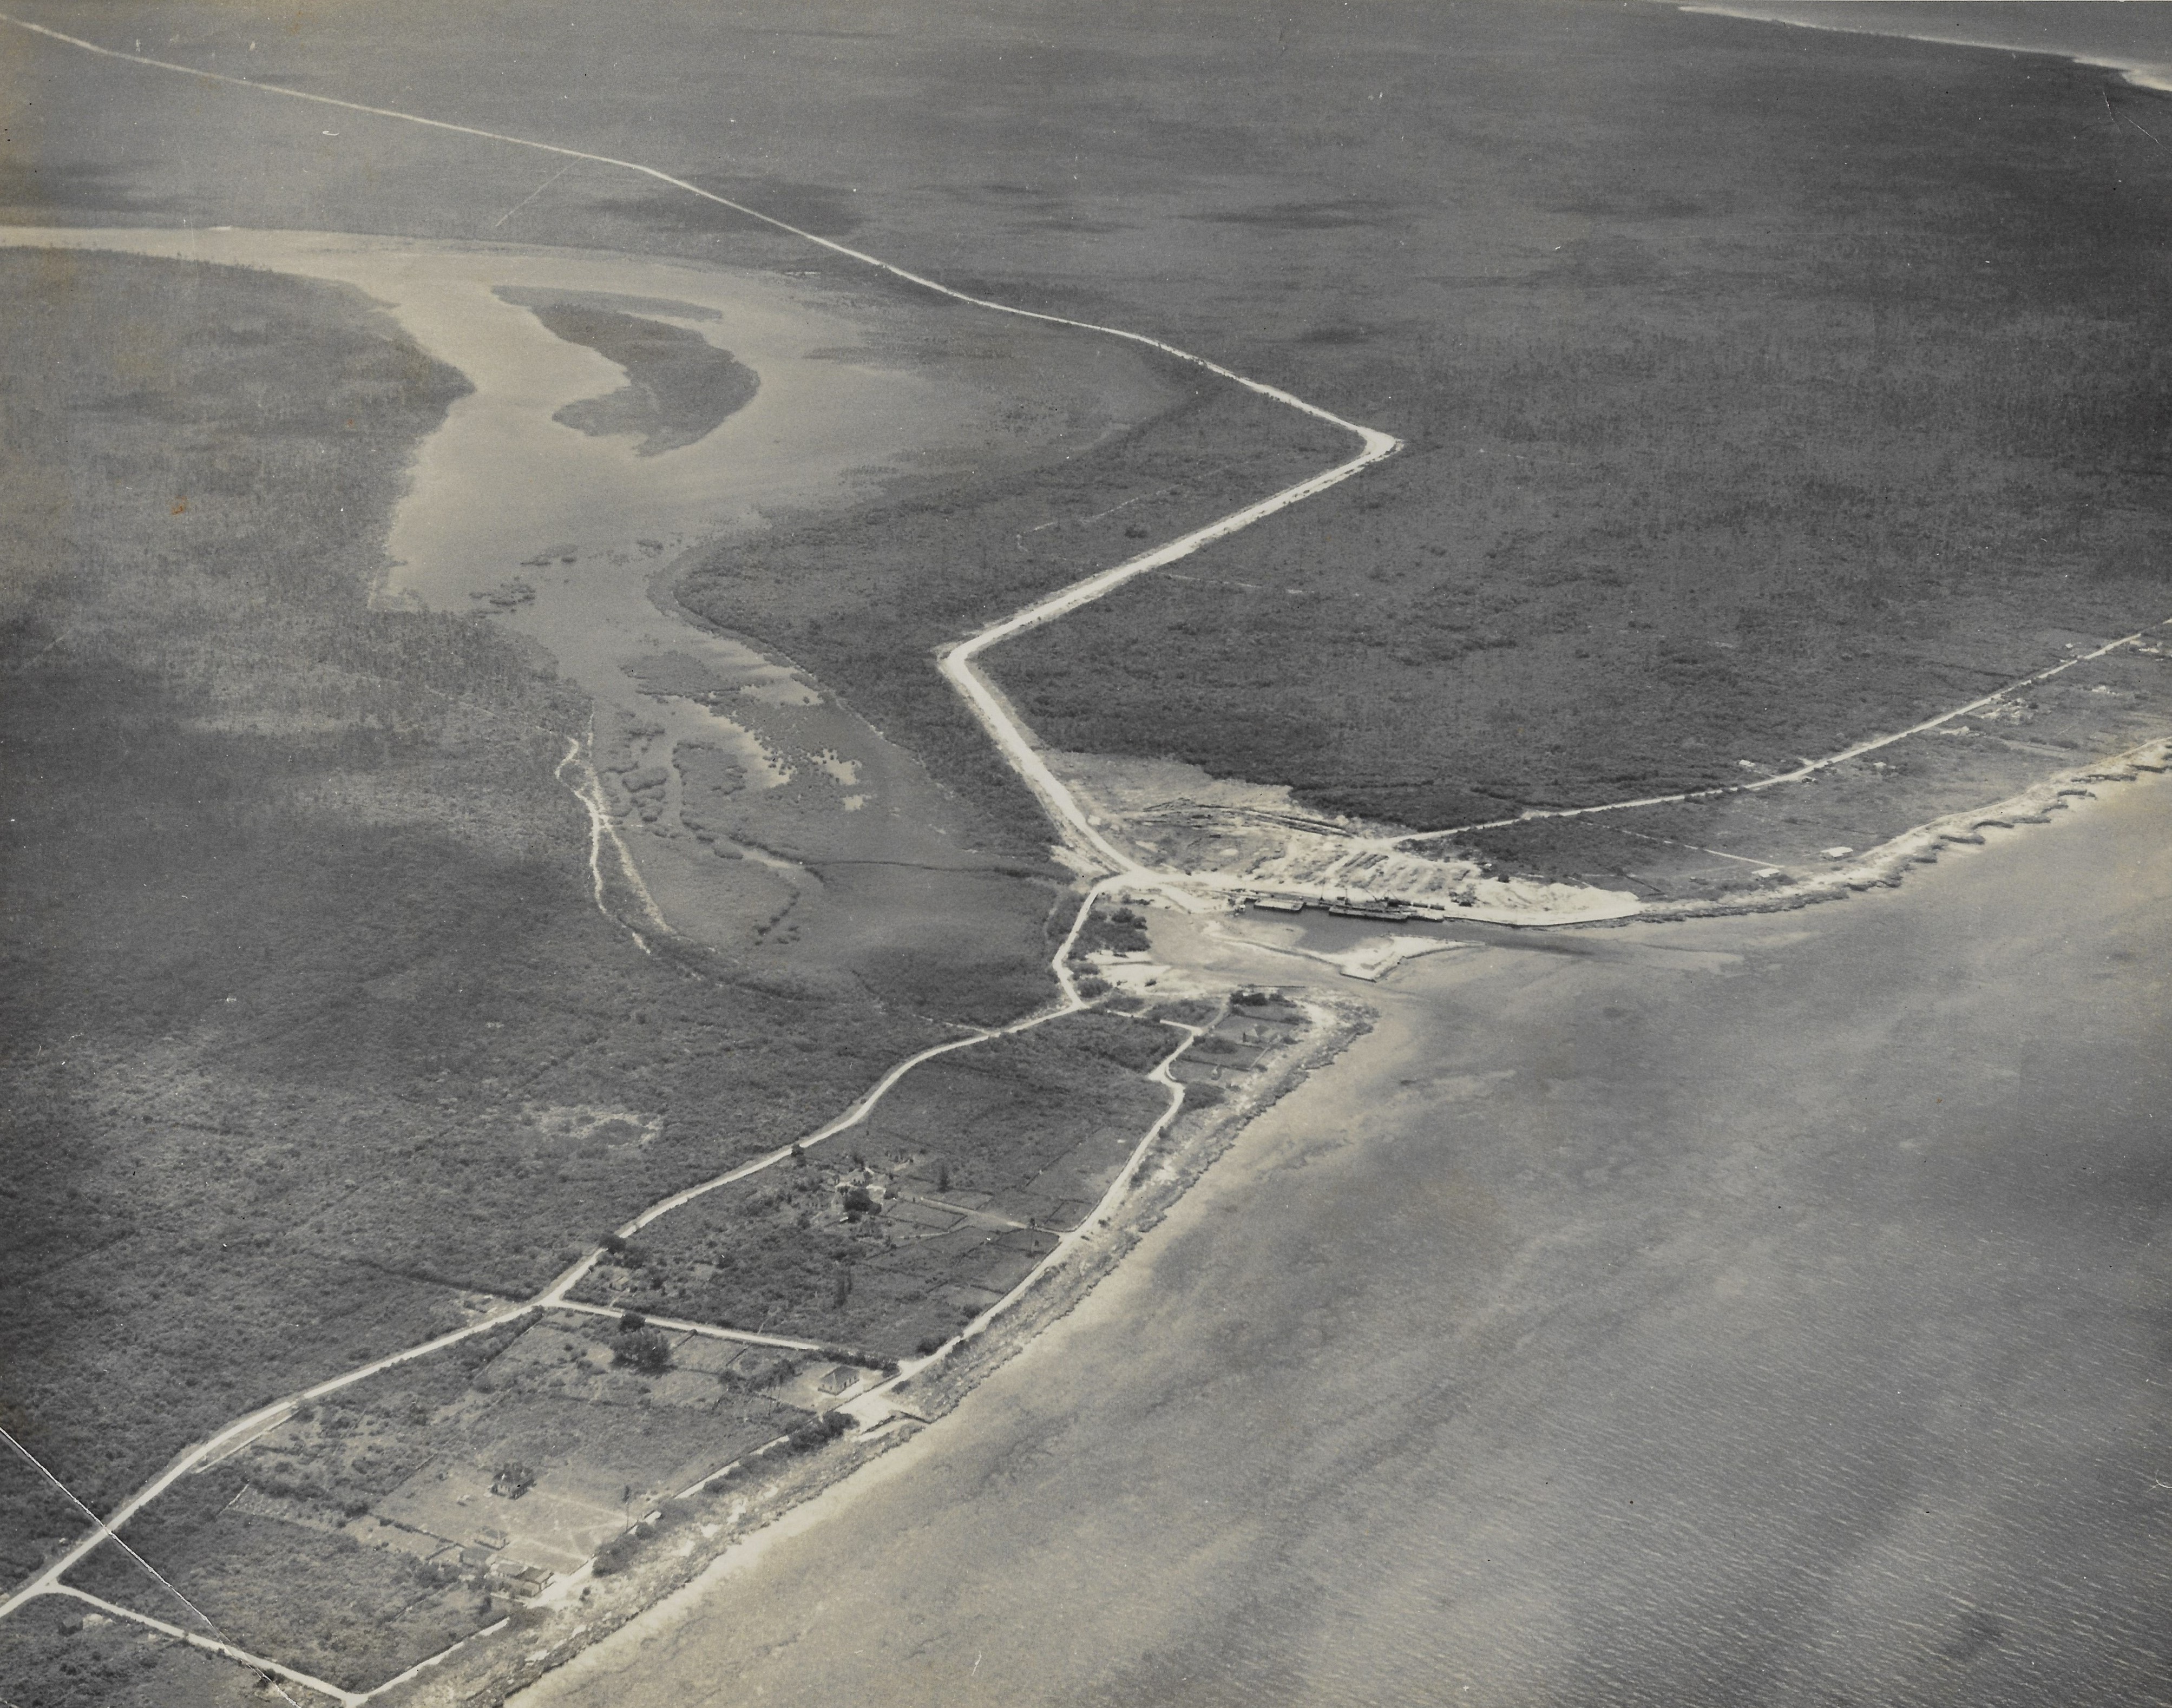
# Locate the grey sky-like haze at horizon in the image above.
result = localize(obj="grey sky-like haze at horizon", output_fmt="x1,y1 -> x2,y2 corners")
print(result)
1691,0 -> 2172,91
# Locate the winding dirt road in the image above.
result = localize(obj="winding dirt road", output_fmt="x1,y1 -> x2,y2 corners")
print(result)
0,15 -> 1410,1693
0,16 -> 1406,1670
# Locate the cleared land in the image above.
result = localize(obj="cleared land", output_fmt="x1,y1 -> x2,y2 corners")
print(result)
509,778 -> 2172,1708
6,3 -> 2171,1700
0,238 -> 1220,1707
61,1311 -> 807,1693
573,1013 -> 1181,1361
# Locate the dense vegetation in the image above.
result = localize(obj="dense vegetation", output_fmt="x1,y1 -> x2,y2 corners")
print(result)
0,1595 -> 259,1708
9,7 -> 2172,1693
0,1455 -> 82,1588
679,379 -> 1348,846
997,286 -> 2172,825
40,0 -> 2159,846
494,287 -> 760,455
956,21 -> 2172,827
0,250 -> 946,1567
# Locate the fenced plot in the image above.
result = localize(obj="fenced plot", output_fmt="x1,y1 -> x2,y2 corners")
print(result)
66,1313 -> 799,1693
574,1013 -> 1179,1358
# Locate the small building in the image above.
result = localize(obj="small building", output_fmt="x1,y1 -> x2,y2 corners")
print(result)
1328,902 -> 1409,921
492,1562 -> 554,1600
815,1364 -> 860,1396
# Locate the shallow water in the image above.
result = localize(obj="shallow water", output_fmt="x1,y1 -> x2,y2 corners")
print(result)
0,227 -> 1173,962
0,227 -> 992,783
518,777 -> 2172,1706
0,227 -> 1001,604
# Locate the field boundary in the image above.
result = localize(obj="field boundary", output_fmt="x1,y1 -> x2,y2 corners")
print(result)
44,1586 -> 357,1706
0,15 -> 1403,1686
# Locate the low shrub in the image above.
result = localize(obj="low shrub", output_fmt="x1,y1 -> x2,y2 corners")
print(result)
613,1326 -> 673,1374
787,1411 -> 854,1453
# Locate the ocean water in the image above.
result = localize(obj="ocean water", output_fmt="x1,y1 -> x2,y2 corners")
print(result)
520,777 -> 2172,1707
1684,1 -> 2172,93
488,15 -> 2172,1698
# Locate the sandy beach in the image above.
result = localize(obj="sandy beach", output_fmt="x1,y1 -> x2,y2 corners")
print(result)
6,8 -> 2172,1705
516,770 -> 2172,1707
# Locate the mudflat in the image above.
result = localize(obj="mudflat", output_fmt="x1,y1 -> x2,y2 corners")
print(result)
0,227 -> 1176,1007
17,1 -> 2172,863
519,777 -> 2172,1708
6,6 -> 2170,1702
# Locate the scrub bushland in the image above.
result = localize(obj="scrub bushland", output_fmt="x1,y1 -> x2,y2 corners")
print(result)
970,26 -> 2172,829
22,4 -> 2172,853
678,377 -> 1348,847
0,1596 -> 258,1708
0,250 -> 946,1561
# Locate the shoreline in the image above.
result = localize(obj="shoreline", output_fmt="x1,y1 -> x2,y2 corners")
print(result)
1193,729 -> 2172,988
490,728 -> 2172,1703
1679,2 -> 2172,96
406,996 -> 1376,1708
471,754 -> 2172,1708
12,206 -> 2166,1700
11,7 -> 2172,1700
0,208 -> 1407,1700
1638,733 -> 2172,921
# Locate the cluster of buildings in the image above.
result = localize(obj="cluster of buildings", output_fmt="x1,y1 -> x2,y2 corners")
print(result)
1237,891 -> 1454,923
